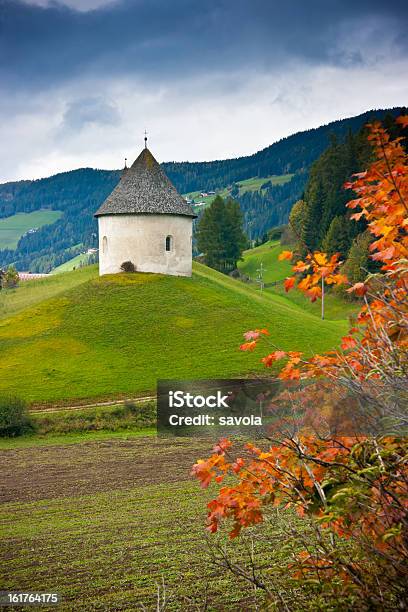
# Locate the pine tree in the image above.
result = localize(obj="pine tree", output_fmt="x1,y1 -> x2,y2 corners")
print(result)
196,196 -> 247,272
302,179 -> 324,252
299,127 -> 372,256
322,216 -> 350,258
289,199 -> 308,240
341,231 -> 373,284
225,198 -> 248,269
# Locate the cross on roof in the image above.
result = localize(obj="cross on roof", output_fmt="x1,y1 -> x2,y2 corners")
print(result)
144,129 -> 148,148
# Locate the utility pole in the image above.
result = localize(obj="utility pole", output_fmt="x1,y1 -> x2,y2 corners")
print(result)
256,262 -> 265,292
321,275 -> 325,320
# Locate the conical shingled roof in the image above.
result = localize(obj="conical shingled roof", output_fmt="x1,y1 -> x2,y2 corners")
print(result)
95,148 -> 196,218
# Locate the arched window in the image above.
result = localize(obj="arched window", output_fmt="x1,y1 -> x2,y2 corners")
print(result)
165,235 -> 173,252
102,236 -> 108,254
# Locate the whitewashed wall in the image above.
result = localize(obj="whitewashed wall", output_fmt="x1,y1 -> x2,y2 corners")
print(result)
98,214 -> 193,277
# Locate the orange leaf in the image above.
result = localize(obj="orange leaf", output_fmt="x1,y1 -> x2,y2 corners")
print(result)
347,282 -> 367,296
341,336 -> 357,351
326,273 -> 348,286
396,115 -> 408,128
293,260 -> 310,273
314,252 -> 328,266
240,341 -> 257,352
284,277 -> 296,292
306,286 -> 322,302
371,246 -> 396,261
278,250 -> 293,261
350,211 -> 365,221
262,350 -> 286,367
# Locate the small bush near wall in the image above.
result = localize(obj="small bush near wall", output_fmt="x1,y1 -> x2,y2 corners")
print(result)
120,261 -> 136,273
0,397 -> 34,437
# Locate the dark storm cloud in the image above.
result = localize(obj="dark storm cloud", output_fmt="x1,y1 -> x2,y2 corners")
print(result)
1,0 -> 407,91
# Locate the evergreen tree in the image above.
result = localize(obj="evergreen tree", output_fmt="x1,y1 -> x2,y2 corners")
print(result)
225,198 -> 248,268
302,178 -> 325,251
289,199 -> 308,240
300,126 -> 373,255
322,216 -> 350,258
196,196 -> 247,272
341,231 -> 373,284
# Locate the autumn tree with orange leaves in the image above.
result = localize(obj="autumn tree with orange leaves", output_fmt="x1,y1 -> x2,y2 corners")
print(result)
193,117 -> 408,610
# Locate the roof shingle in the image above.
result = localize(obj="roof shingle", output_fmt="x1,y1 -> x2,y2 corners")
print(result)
94,148 -> 196,218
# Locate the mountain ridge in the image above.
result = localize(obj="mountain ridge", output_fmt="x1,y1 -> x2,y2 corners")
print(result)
0,106 -> 405,272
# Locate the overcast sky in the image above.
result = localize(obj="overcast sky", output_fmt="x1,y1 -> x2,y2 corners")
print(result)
0,0 -> 407,182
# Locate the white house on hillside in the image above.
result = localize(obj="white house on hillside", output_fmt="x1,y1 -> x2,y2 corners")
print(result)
94,144 -> 196,277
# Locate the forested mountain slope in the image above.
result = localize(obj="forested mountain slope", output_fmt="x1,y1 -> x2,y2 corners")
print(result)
0,107 -> 404,272
163,108 -> 402,191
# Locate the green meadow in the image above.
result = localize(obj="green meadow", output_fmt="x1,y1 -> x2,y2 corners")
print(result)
0,265 -> 96,321
238,240 -> 293,282
0,261 -> 347,405
238,240 -> 358,320
184,173 -> 293,209
0,210 -> 62,250
52,252 -> 92,274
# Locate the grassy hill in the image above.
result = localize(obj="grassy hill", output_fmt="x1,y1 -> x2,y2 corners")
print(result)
0,263 -> 348,405
0,265 -> 96,321
51,252 -> 93,274
238,240 -> 292,283
0,210 -> 62,250
238,241 -> 358,320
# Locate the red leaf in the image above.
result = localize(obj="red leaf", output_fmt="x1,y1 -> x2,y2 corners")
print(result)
284,277 -> 296,292
213,438 -> 232,454
341,336 -> 357,351
347,282 -> 367,297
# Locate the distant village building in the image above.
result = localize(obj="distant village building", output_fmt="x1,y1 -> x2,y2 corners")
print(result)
95,142 -> 196,277
19,272 -> 49,281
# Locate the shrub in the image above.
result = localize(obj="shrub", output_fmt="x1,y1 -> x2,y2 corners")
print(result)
267,225 -> 286,241
33,401 -> 156,435
120,261 -> 136,273
0,266 -> 19,289
280,225 -> 296,245
0,396 -> 33,436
